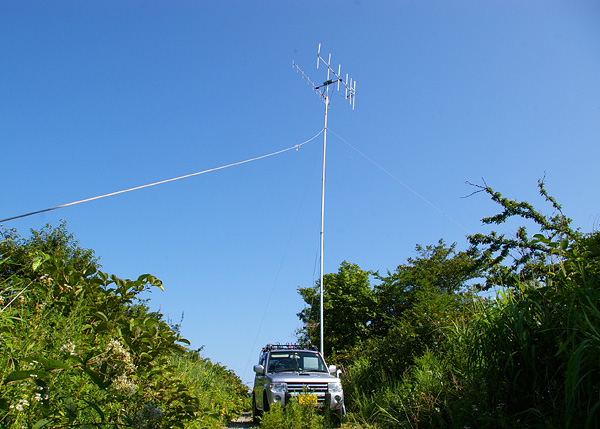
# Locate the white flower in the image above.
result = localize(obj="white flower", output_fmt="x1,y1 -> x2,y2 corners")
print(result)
106,339 -> 136,373
60,340 -> 76,355
112,374 -> 137,396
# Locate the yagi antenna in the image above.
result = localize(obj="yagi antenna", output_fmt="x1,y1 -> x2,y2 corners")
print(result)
293,43 -> 357,110
292,44 -> 357,356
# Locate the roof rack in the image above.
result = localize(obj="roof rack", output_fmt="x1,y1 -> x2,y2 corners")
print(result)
262,343 -> 319,352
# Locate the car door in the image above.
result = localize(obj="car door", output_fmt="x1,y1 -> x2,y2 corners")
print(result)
254,352 -> 268,409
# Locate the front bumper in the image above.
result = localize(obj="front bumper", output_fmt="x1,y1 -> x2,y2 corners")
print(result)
267,387 -> 344,411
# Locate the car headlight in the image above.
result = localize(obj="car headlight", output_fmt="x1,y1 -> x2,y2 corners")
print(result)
328,381 -> 343,393
270,382 -> 287,393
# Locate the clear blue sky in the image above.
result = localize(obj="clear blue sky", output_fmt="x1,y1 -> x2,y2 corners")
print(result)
2,1 -> 599,386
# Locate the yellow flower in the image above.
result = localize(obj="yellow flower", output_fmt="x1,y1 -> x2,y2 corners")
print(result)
221,408 -> 226,415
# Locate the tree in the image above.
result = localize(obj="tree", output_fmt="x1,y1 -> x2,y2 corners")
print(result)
466,178 -> 579,290
0,224 -> 201,428
0,221 -> 97,280
297,261 -> 376,356
372,240 -> 479,335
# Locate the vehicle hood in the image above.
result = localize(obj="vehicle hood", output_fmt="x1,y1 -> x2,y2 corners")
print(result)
267,372 -> 339,383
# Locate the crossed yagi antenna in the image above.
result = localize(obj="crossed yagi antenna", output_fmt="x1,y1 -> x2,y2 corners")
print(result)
292,43 -> 356,109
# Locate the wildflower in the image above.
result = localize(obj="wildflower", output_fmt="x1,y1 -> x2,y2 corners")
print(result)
40,274 -> 53,285
106,339 -> 136,373
112,374 -> 137,396
60,340 -> 76,356
11,399 -> 30,411
33,393 -> 42,402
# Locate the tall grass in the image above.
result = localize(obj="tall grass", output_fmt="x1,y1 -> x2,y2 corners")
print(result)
464,273 -> 600,427
171,350 -> 250,428
339,273 -> 600,428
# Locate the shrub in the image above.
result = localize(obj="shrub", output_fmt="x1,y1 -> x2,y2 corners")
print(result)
260,398 -> 326,429
0,224 -> 249,428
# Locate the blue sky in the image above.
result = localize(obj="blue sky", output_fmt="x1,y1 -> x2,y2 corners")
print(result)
2,1 -> 599,386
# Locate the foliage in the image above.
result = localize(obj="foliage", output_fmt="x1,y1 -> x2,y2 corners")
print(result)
0,223 -> 248,428
0,221 -> 97,280
299,180 -> 600,428
172,350 -> 250,428
466,179 -> 578,290
297,261 -> 377,356
373,240 -> 479,335
259,398 -> 329,429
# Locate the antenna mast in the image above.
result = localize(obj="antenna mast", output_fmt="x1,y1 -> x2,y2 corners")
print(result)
293,43 -> 356,356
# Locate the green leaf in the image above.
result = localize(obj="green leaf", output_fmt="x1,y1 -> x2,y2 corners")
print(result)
95,311 -> 109,322
64,398 -> 78,420
177,337 -> 191,345
84,265 -> 97,277
83,399 -> 105,423
32,419 -> 51,429
83,366 -> 109,389
144,317 -> 159,328
4,370 -> 50,384
34,356 -> 71,371
139,352 -> 153,361
32,254 -> 50,271
120,412 -> 134,425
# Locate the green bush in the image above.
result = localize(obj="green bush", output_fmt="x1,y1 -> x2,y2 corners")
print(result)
260,398 -> 326,429
173,350 -> 250,428
0,224 -> 248,428
314,181 -> 600,428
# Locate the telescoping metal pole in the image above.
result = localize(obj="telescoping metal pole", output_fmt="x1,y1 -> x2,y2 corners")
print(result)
319,62 -> 330,356
292,44 -> 356,358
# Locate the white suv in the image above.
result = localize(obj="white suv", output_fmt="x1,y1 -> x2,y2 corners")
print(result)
252,344 -> 345,423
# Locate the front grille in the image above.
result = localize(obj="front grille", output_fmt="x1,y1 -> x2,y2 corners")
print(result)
286,382 -> 328,404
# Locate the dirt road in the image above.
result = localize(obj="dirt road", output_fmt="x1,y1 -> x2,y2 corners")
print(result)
224,412 -> 258,428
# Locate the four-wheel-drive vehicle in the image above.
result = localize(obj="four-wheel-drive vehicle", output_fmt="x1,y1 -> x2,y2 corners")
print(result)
252,343 -> 345,423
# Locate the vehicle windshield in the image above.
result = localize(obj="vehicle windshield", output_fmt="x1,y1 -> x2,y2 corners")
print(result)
267,351 -> 328,373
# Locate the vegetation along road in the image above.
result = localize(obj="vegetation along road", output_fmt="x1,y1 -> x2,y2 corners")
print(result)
2,181 -> 599,427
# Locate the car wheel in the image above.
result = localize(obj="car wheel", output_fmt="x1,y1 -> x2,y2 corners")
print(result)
263,392 -> 270,413
252,393 -> 262,423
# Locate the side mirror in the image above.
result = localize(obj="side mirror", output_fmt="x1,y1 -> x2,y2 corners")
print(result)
253,364 -> 265,375
328,365 -> 337,375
